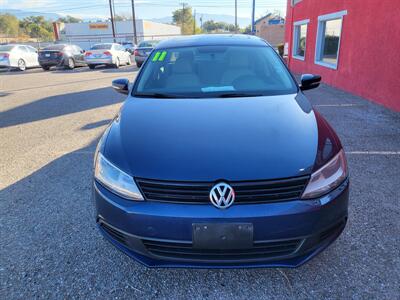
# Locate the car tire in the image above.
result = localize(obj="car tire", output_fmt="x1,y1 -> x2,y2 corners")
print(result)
66,58 -> 75,70
42,66 -> 50,71
18,59 -> 26,71
136,62 -> 142,68
88,64 -> 96,69
126,56 -> 131,65
114,58 -> 120,68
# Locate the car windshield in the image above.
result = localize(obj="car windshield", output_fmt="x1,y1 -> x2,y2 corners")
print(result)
138,41 -> 159,48
91,44 -> 112,50
0,45 -> 15,51
43,45 -> 66,50
134,45 -> 297,98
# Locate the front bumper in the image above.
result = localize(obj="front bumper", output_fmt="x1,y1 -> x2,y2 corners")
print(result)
94,179 -> 349,268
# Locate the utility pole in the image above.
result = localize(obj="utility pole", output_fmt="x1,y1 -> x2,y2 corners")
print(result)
251,0 -> 256,34
131,0 -> 138,44
108,0 -> 116,42
180,2 -> 187,34
112,0 -> 118,40
235,0 -> 237,33
193,9 -> 196,34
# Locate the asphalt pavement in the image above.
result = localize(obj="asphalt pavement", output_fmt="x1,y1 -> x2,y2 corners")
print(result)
1,65 -> 399,299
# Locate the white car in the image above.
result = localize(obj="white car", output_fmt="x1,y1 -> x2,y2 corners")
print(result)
84,43 -> 131,69
0,44 -> 39,71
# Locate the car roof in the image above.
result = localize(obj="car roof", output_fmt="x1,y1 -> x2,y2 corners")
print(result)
155,34 -> 269,49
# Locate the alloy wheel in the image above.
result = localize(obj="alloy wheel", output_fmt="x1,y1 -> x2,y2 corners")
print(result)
18,59 -> 26,71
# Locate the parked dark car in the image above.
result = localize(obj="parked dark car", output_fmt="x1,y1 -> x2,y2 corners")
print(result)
121,41 -> 136,54
94,35 -> 349,268
38,44 -> 86,70
134,40 -> 159,67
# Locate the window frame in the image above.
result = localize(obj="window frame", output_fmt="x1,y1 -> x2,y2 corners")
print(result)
314,10 -> 347,70
292,19 -> 309,61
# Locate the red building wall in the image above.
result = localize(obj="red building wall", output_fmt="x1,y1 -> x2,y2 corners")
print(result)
285,0 -> 400,111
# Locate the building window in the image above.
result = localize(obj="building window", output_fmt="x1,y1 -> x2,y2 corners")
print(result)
315,10 -> 347,69
292,19 -> 309,60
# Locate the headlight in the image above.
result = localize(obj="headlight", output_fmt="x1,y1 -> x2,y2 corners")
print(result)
94,152 -> 144,201
302,149 -> 348,199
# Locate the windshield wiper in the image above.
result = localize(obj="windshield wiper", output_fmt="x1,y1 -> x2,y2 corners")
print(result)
134,93 -> 178,98
216,93 -> 264,98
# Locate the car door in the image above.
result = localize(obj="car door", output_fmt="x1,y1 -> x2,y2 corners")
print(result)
26,46 -> 39,66
73,45 -> 85,65
119,44 -> 129,63
117,44 -> 126,62
113,44 -> 121,61
70,45 -> 80,65
17,46 -> 28,65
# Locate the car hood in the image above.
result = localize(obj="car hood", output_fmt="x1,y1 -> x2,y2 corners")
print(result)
105,93 -> 318,181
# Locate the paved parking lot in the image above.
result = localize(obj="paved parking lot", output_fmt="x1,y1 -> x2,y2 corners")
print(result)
1,66 -> 399,299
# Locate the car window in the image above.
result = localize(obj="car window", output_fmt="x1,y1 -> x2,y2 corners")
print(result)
71,45 -> 81,53
0,45 -> 15,51
18,46 -> 28,53
26,46 -> 37,53
43,45 -> 66,51
134,45 -> 297,98
91,44 -> 112,50
138,41 -> 159,48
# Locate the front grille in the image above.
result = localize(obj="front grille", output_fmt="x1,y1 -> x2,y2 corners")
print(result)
136,176 -> 309,204
143,239 -> 301,261
100,221 -> 128,246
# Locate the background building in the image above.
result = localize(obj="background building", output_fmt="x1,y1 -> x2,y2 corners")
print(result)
255,14 -> 285,47
61,20 -> 181,50
285,0 -> 400,111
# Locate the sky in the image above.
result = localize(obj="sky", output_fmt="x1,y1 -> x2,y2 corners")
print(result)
1,0 -> 287,21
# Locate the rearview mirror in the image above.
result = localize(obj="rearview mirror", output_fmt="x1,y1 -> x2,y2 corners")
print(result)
112,78 -> 129,95
300,74 -> 321,91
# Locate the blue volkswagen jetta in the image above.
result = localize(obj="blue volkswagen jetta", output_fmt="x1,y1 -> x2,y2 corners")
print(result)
93,35 -> 349,268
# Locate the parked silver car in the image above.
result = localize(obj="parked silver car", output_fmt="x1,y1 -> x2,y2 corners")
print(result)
84,43 -> 131,69
0,44 -> 39,71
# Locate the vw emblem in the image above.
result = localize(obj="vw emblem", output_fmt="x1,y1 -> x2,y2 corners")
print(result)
209,182 -> 235,209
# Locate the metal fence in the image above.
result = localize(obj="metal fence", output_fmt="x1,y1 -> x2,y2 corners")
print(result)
0,33 -> 181,50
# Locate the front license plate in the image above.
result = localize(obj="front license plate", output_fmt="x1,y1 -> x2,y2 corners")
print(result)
192,223 -> 253,249
45,53 -> 50,57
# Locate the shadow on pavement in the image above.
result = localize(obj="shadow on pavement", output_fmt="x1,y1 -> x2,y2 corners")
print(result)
81,119 -> 112,130
0,87 -> 124,129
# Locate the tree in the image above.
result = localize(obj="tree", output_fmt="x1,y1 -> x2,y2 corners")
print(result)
172,6 -> 196,35
19,16 -> 54,41
241,24 -> 252,34
202,20 -> 238,33
0,14 -> 19,36
57,15 -> 82,23
112,14 -> 131,21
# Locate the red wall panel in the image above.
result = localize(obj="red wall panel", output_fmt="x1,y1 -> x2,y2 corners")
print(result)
285,0 -> 400,111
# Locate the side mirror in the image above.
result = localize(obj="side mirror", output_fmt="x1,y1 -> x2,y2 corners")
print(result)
112,78 -> 129,95
300,74 -> 321,91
